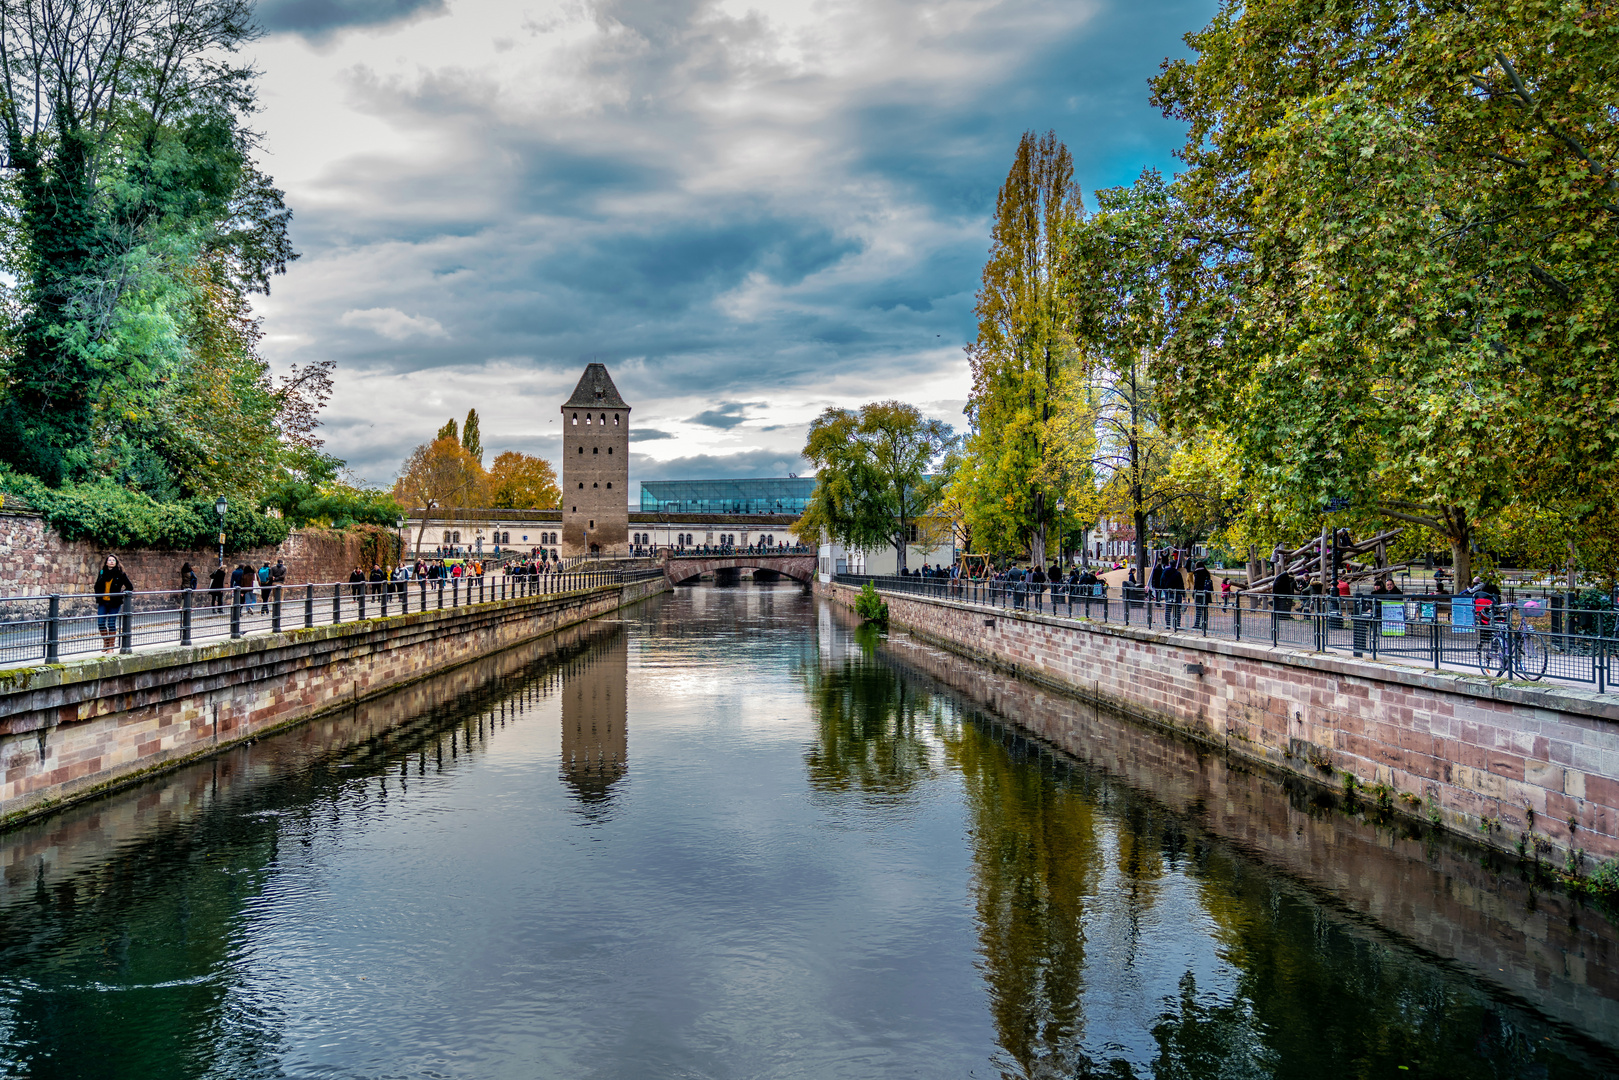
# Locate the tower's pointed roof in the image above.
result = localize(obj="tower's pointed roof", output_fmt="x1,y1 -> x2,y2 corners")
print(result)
564,363 -> 629,409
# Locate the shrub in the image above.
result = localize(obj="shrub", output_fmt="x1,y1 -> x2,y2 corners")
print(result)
0,471 -> 290,553
855,580 -> 889,625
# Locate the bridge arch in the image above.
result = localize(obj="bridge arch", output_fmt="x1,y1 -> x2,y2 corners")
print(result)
662,553 -> 816,585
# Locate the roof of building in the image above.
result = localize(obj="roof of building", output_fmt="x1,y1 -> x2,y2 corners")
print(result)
563,363 -> 629,409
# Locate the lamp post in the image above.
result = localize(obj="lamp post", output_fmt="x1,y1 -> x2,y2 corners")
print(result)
1055,497 -> 1066,569
215,495 -> 228,569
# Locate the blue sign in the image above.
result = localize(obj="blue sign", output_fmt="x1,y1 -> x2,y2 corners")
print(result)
1381,600 -> 1407,637
1451,597 -> 1475,633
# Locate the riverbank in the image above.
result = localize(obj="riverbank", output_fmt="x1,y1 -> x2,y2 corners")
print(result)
817,579 -> 1619,870
0,574 -> 669,826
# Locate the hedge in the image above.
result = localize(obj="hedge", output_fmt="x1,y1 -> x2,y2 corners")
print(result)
0,473 -> 290,553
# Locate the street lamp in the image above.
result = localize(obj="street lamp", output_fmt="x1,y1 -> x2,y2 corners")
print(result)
214,495 -> 228,569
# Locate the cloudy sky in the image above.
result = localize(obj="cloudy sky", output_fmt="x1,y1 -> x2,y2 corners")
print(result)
248,0 -> 1214,495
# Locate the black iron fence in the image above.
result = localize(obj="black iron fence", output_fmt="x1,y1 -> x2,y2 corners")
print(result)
834,574 -> 1619,692
0,567 -> 664,667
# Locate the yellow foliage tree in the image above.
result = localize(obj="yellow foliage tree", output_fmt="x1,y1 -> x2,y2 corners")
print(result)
488,452 -> 560,510
394,438 -> 488,551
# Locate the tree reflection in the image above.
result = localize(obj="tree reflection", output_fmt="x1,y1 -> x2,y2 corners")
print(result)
802,647 -> 938,804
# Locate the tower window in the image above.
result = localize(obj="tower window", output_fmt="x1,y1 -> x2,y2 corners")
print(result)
614,415 -> 619,425
571,413 -> 577,425
593,447 -> 598,454
585,415 -> 592,425
599,414 -> 605,423
592,482 -> 598,488
606,482 -> 612,489
578,446 -> 584,454
589,520 -> 595,529
578,482 -> 583,489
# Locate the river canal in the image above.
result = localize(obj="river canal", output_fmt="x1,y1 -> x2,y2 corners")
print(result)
2,584 -> 1616,1078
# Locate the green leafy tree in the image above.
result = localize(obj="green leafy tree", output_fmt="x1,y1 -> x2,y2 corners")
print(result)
461,409 -> 482,465
0,0 -> 296,486
436,418 -> 458,443
964,130 -> 1084,567
793,401 -> 955,575
1149,0 -> 1619,589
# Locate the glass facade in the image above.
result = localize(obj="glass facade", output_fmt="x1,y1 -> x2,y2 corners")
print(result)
640,477 -> 815,516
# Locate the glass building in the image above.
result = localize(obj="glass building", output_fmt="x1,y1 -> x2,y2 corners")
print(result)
639,477 -> 815,516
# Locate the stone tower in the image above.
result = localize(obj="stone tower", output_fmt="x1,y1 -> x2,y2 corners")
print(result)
561,362 -> 630,556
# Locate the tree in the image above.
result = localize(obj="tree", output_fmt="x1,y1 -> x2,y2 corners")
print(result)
461,409 -> 483,465
1063,173 -> 1225,580
793,401 -> 956,574
1149,0 -> 1619,589
487,451 -> 559,510
393,438 -> 487,551
964,131 -> 1084,567
436,418 -> 458,443
0,0 -> 296,486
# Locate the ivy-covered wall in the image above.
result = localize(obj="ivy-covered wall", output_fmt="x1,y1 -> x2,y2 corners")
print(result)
0,512 -> 388,595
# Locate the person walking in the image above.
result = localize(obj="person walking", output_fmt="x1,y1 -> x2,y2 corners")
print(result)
349,566 -> 366,599
271,558 -> 287,599
178,562 -> 198,593
209,563 -> 227,610
257,562 -> 275,608
1163,557 -> 1185,629
1192,560 -> 1214,630
1029,565 -> 1046,613
93,555 -> 133,652
369,563 -> 385,595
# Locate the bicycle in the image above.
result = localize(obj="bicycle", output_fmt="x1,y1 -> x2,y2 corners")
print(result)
1475,602 -> 1548,680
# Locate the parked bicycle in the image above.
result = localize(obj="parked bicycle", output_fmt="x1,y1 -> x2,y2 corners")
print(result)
1476,602 -> 1548,680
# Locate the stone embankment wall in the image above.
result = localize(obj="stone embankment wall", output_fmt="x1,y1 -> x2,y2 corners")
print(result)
0,574 -> 669,824
0,510 -> 382,596
820,581 -> 1619,863
862,615 -> 1619,1045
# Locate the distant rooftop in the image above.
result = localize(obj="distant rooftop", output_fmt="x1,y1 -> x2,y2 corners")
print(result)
640,477 -> 814,516
564,362 -> 629,409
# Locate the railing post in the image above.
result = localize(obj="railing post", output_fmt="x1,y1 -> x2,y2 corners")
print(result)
438,580 -> 444,609
181,588 -> 193,646
305,584 -> 314,628
272,588 -> 282,633
1234,598 -> 1241,641
45,594 -> 61,662
231,586 -> 243,639
359,584 -> 367,620
1599,636 -> 1606,694
120,590 -> 134,653
453,578 -> 459,607
1270,600 -> 1278,647
333,584 -> 342,625
1431,617 -> 1440,670
421,579 -> 428,609
380,583 -> 389,619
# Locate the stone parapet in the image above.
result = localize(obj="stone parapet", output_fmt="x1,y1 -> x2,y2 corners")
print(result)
0,574 -> 670,825
820,580 -> 1619,864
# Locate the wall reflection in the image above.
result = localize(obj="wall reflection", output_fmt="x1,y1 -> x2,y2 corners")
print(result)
560,632 -> 628,804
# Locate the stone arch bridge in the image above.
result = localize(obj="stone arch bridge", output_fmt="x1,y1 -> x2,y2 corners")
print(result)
661,550 -> 817,585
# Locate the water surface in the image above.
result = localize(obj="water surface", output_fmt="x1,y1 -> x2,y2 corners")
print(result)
1,585 -> 1615,1078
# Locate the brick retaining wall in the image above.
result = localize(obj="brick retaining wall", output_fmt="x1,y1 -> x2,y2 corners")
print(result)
0,574 -> 670,824
820,580 -> 1619,864
0,510 -> 380,595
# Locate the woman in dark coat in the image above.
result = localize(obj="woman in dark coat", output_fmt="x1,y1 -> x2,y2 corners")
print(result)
179,562 -> 198,592
93,555 -> 134,652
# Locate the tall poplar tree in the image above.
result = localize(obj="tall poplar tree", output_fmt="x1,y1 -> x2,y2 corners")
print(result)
965,131 -> 1083,567
461,409 -> 482,465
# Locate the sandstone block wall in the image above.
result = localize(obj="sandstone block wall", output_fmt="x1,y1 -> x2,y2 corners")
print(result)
0,511 -> 380,596
858,609 -> 1619,1044
0,574 -> 671,823
821,581 -> 1619,863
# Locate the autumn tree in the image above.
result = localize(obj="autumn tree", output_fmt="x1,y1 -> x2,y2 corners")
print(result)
394,438 -> 488,551
793,402 -> 956,574
964,131 -> 1084,567
488,452 -> 559,510
436,418 -> 458,443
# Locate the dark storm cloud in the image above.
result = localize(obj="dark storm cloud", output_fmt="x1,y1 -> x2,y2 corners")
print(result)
688,402 -> 764,430
631,428 -> 676,442
258,0 -> 445,38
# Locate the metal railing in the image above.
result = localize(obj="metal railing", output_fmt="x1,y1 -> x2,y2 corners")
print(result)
835,575 -> 1619,692
0,567 -> 665,667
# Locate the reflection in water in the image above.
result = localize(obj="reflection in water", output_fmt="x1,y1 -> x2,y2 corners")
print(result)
560,633 -> 628,805
0,588 -> 1613,1079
